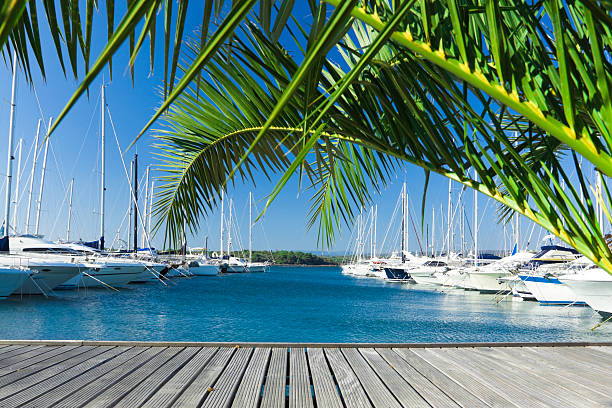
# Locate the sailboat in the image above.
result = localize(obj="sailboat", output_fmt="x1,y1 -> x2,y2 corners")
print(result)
245,192 -> 268,273
0,52 -> 83,296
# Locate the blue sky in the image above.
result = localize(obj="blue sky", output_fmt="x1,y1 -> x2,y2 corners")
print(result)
0,2 -> 545,254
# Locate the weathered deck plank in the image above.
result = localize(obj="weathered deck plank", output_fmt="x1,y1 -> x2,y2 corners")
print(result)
231,347 -> 271,408
171,347 -> 235,407
141,347 -> 216,408
260,347 -> 288,408
0,346 -> 127,407
289,347 -> 314,408
324,348 -> 371,408
342,347 -> 403,408
20,347 -> 150,408
111,347 -> 201,408
0,342 -> 608,408
377,348 -> 463,408
408,348 -> 518,408
77,347 -> 183,408
201,346 -> 253,408
359,348 -> 430,407
52,346 -> 168,408
475,346 -> 612,406
307,347 -> 343,408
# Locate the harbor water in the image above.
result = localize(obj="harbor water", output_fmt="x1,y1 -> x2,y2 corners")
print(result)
0,266 -> 610,342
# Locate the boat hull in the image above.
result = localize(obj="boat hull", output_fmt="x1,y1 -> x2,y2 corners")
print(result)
190,264 -> 219,276
16,265 -> 82,295
466,271 -> 511,293
560,277 -> 612,317
519,275 -> 584,305
0,268 -> 30,298
383,267 -> 412,282
57,265 -> 145,289
246,264 -> 267,273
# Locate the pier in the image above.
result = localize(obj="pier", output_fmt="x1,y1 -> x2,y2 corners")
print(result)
0,340 -> 610,407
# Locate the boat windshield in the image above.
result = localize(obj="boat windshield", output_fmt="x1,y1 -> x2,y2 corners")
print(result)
22,247 -> 81,255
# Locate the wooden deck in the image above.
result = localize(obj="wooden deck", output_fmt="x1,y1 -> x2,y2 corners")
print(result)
0,341 -> 610,407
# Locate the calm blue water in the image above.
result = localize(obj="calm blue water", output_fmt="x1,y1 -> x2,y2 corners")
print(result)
0,266 -> 610,342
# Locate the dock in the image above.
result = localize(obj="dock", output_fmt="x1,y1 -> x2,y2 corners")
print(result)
0,341 -> 610,407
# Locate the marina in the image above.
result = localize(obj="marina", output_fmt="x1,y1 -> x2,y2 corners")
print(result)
0,341 -> 610,407
1,267 -> 610,343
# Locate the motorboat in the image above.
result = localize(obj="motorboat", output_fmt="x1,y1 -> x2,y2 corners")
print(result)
559,266 -> 612,318
517,246 -> 584,305
187,257 -> 220,276
466,251 -> 534,293
0,266 -> 31,298
8,236 -> 85,294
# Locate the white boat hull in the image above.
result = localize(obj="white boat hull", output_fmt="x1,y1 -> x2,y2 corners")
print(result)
0,268 -> 30,298
246,264 -> 267,273
16,265 -> 82,295
190,264 -> 219,276
57,265 -> 145,289
519,275 -> 584,305
466,271 -> 511,293
560,273 -> 612,317
410,272 -> 442,285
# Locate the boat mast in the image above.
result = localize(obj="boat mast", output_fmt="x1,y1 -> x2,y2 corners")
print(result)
11,138 -> 23,230
220,190 -> 224,258
35,117 -> 52,236
474,170 -> 478,267
374,204 -> 377,258
25,120 -> 41,235
431,207 -> 435,257
3,51 -> 18,245
147,181 -> 154,242
249,191 -> 252,264
141,165 -> 150,248
100,83 -> 106,250
401,183 -> 406,263
227,198 -> 232,255
133,153 -> 138,253
446,179 -> 452,260
405,187 -> 409,256
66,178 -> 74,240
128,159 -> 133,251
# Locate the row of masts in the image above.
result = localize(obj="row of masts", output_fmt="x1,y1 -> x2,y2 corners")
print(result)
218,190 -> 257,263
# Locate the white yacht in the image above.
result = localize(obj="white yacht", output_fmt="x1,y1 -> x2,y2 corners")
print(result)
222,256 -> 247,273
466,251 -> 534,293
59,242 -> 151,288
246,261 -> 268,273
517,246 -> 583,304
186,257 -> 219,276
409,260 -> 451,285
559,266 -> 612,318
8,236 -> 85,295
0,266 -> 31,298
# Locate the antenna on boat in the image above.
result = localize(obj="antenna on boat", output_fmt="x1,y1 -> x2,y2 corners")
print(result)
35,117 -> 52,236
